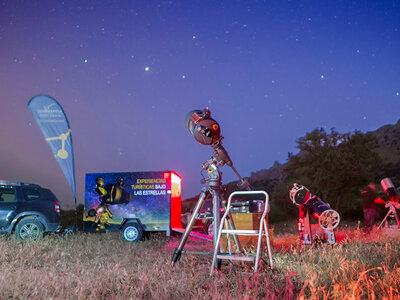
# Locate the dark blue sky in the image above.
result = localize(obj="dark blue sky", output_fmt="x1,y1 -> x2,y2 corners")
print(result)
0,1 -> 399,208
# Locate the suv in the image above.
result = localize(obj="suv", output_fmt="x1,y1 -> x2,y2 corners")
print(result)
0,181 -> 61,240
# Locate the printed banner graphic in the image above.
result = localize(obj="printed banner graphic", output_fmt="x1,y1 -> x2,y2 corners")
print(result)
27,95 -> 76,198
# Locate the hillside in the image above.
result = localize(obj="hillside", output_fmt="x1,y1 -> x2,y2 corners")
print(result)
182,120 -> 400,208
372,119 -> 400,164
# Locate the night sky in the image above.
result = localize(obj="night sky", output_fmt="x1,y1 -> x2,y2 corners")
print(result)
0,1 -> 399,209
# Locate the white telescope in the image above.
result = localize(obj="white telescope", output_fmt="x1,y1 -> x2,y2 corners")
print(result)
289,183 -> 340,244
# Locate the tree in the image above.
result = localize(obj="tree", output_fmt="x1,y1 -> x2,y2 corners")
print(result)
285,128 -> 380,211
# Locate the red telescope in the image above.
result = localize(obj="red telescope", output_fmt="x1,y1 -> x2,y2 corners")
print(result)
381,178 -> 399,203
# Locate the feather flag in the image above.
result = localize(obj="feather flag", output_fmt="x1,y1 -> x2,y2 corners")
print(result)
28,95 -> 77,211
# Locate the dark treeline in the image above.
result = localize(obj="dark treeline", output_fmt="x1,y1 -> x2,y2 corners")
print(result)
253,127 -> 398,222
186,121 -> 400,223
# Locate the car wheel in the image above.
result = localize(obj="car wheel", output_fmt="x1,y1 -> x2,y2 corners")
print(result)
15,217 -> 44,240
121,222 -> 143,242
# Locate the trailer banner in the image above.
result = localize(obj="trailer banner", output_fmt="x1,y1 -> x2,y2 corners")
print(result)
84,172 -> 171,232
27,95 -> 77,201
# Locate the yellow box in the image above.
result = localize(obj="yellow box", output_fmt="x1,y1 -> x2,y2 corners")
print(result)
221,212 -> 271,251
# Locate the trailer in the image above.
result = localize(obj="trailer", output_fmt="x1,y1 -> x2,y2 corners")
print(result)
83,171 -> 182,242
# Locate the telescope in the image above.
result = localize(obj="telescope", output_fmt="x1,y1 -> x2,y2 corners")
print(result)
173,108 -> 274,274
377,178 -> 400,229
172,108 -> 250,266
184,109 -> 221,147
381,178 -> 399,204
184,109 -> 249,188
289,183 -> 340,244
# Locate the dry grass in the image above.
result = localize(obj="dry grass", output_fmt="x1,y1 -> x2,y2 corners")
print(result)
0,227 -> 399,299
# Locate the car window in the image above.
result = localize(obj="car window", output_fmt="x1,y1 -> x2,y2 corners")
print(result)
22,188 -> 41,201
0,186 -> 16,202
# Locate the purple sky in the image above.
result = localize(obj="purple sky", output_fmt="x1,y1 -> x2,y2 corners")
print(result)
0,1 -> 399,208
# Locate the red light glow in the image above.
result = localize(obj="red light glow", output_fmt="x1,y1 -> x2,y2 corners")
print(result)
170,171 -> 182,228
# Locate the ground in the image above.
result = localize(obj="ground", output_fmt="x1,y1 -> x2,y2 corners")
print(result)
0,224 -> 399,299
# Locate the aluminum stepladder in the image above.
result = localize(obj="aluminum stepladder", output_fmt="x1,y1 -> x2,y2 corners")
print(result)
210,191 -> 273,276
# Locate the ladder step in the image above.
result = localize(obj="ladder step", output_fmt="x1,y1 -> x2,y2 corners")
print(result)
217,254 -> 256,262
221,229 -> 262,235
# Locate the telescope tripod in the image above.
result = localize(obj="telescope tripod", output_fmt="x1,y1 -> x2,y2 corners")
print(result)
171,156 -> 242,265
378,202 -> 400,229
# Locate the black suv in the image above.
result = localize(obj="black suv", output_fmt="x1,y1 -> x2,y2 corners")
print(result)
0,181 -> 61,240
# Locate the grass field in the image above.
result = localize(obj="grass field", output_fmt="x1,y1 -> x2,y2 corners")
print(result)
0,226 -> 399,299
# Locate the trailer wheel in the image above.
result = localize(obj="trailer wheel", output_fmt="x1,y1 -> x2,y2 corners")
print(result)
121,223 -> 143,242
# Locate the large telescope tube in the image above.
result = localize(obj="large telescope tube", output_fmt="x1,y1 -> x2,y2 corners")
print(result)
289,184 -> 340,230
381,178 -> 399,202
184,108 -> 250,189
184,109 -> 221,146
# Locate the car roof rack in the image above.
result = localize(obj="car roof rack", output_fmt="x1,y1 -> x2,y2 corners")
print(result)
0,181 -> 41,188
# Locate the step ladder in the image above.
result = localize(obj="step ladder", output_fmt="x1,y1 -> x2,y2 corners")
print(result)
210,191 -> 273,276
